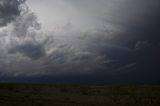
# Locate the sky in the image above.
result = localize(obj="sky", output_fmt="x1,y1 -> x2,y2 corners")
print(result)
0,0 -> 160,84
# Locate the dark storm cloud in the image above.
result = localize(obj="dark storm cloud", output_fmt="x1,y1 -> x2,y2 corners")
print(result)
109,0 -> 160,46
6,10 -> 43,59
9,41 -> 45,59
102,0 -> 160,81
75,0 -> 160,78
0,0 -> 26,27
0,0 -> 160,84
0,0 -> 47,76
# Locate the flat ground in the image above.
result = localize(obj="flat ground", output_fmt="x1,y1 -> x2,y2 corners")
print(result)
0,83 -> 160,106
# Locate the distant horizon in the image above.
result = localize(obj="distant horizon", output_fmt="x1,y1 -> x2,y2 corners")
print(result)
0,74 -> 160,85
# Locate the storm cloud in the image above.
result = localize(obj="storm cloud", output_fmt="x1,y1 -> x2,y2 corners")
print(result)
0,0 -> 160,83
0,0 -> 26,27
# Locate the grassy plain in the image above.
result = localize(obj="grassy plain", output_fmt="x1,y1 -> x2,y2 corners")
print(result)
0,83 -> 159,106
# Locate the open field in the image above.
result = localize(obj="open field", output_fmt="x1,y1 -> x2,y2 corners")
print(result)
0,83 -> 160,106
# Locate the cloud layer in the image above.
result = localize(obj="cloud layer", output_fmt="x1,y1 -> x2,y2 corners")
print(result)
0,0 -> 160,82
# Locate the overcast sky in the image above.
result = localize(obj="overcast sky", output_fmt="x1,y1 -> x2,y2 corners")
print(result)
0,0 -> 160,84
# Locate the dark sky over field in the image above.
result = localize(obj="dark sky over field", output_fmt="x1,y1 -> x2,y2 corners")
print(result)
0,0 -> 160,84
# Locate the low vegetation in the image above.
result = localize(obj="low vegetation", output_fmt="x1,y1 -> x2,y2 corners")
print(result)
0,83 -> 160,106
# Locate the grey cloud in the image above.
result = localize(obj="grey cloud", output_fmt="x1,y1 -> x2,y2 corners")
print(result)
41,41 -> 104,74
134,41 -> 150,51
9,41 -> 45,59
5,4 -> 43,59
0,0 -> 26,27
0,0 -> 160,79
105,0 -> 160,28
12,12 -> 41,38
